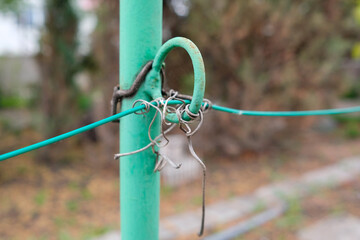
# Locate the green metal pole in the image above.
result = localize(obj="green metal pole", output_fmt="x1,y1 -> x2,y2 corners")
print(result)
120,1 -> 162,239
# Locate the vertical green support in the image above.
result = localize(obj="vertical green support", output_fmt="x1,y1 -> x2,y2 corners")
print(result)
120,1 -> 162,239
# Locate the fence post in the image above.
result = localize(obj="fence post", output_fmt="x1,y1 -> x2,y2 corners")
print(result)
119,1 -> 162,239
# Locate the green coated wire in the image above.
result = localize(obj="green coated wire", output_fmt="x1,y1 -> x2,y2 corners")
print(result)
0,100 -> 187,162
0,104 -> 145,162
212,104 -> 360,116
1,100 -> 360,162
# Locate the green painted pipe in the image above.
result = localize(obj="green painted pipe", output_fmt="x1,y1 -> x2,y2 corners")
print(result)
120,1 -> 162,239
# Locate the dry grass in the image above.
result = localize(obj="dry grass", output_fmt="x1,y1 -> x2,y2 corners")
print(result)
1,128 -> 360,239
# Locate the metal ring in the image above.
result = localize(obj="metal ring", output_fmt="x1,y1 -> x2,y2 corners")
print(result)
184,104 -> 199,120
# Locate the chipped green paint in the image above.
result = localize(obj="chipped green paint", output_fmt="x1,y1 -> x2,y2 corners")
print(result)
119,0 -> 162,239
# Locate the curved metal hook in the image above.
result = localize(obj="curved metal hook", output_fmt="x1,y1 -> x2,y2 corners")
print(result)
147,37 -> 206,123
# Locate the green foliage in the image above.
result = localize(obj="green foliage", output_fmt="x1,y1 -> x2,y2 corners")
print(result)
0,95 -> 27,109
174,203 -> 185,213
353,0 -> 360,24
59,230 -> 73,240
38,0 -> 86,140
54,216 -> 77,228
351,43 -> 360,59
37,0 -> 98,162
276,197 -> 303,229
16,165 -> 28,176
331,202 -> 345,216
191,195 -> 203,206
0,87 -> 27,109
27,236 -> 48,240
352,1 -> 360,60
34,190 -> 47,206
81,189 -> 93,200
67,181 -> 93,200
45,0 -> 79,86
66,199 -> 79,212
342,84 -> 360,99
77,94 -> 92,111
81,226 -> 112,239
0,0 -> 22,12
161,185 -> 175,197
68,181 -> 80,190
343,120 -> 360,138
333,115 -> 360,138
252,200 -> 267,214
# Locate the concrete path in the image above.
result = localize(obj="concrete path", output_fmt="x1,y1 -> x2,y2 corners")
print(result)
95,156 -> 360,240
298,215 -> 360,240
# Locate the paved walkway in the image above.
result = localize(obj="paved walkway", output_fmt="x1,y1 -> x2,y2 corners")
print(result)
95,156 -> 360,240
298,215 -> 360,240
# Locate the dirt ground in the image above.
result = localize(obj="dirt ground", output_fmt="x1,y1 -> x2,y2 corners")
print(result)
1,127 -> 360,240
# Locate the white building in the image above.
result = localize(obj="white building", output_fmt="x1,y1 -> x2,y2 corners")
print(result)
0,0 -> 97,97
0,0 -> 44,56
0,0 -> 97,57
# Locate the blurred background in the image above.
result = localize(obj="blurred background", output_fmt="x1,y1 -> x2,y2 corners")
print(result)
2,0 -> 360,239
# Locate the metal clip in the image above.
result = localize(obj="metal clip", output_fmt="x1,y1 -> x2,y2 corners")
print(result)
111,61 -> 167,122
111,61 -> 154,122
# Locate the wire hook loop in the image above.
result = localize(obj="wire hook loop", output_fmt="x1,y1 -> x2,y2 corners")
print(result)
150,37 -> 206,123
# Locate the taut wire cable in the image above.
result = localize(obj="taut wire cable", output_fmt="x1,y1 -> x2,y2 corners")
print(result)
1,99 -> 360,161
212,104 -> 360,116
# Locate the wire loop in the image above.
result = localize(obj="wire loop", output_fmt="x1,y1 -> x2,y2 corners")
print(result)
149,37 -> 206,123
